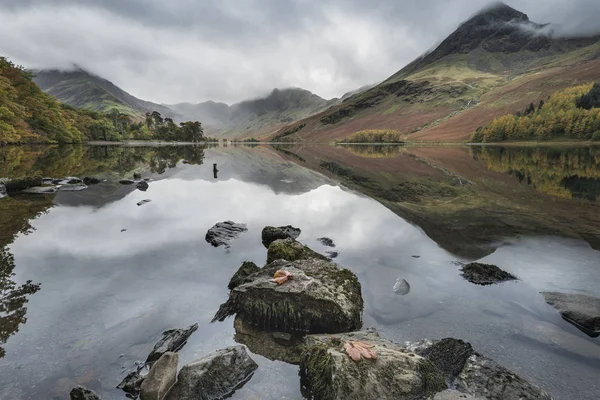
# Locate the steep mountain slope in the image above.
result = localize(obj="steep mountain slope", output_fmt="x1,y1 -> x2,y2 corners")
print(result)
271,2 -> 600,142
169,88 -> 339,138
33,68 -> 179,119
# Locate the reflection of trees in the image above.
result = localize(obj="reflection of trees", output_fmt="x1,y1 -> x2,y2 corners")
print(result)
339,144 -> 404,158
0,197 -> 49,358
471,146 -> 600,200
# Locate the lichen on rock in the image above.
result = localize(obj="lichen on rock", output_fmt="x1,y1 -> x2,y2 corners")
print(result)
266,238 -> 328,264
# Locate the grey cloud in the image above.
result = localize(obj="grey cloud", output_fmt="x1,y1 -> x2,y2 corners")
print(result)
0,0 -> 598,104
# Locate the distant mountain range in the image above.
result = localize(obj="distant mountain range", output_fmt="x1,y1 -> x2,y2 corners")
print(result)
30,2 -> 600,142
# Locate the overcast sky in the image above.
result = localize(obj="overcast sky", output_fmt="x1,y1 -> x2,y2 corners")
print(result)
0,0 -> 598,105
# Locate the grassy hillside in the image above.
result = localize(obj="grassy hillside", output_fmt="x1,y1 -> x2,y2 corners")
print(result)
33,69 -> 179,119
268,3 -> 600,143
0,57 -> 120,145
472,83 -> 600,142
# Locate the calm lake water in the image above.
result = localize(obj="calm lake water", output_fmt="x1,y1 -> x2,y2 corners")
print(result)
0,144 -> 599,399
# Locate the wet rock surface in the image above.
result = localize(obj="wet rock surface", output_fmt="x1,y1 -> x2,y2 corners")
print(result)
146,323 -> 198,363
213,257 -> 363,334
120,179 -> 135,185
416,338 -> 474,381
541,292 -> 600,336
140,352 -> 178,400
266,238 -> 328,264
300,329 -> 446,400
136,181 -> 149,191
205,221 -> 248,248
69,386 -> 102,400
166,346 -> 258,400
22,186 -> 59,194
261,225 -> 301,247
228,261 -> 261,290
460,262 -> 517,285
83,177 -> 101,185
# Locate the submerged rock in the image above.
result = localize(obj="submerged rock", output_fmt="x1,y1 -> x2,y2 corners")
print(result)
541,292 -> 600,337
69,386 -> 102,400
120,179 -> 135,185
22,186 -> 59,194
300,329 -> 446,400
228,261 -> 261,290
460,262 -> 517,285
83,177 -> 101,185
146,323 -> 198,363
266,238 -> 328,264
317,237 -> 336,247
137,199 -> 152,206
117,364 -> 148,397
393,278 -> 411,295
136,181 -> 149,191
326,250 -> 339,259
5,176 -> 42,192
166,346 -> 257,400
213,257 -> 363,333
140,352 -> 178,400
261,225 -> 301,247
205,221 -> 248,248
412,338 -> 551,400
58,184 -> 88,191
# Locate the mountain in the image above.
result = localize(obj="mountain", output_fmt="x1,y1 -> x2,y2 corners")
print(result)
169,87 -> 339,138
270,2 -> 600,142
33,68 -> 179,119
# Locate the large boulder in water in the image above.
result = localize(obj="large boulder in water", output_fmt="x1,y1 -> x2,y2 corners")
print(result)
205,221 -> 248,248
460,262 -> 517,285
413,338 -> 551,400
166,346 -> 257,400
140,352 -> 178,400
4,176 -> 42,192
261,225 -> 301,247
541,291 -> 600,337
300,329 -> 447,400
213,257 -> 363,333
266,238 -> 328,264
69,386 -> 102,400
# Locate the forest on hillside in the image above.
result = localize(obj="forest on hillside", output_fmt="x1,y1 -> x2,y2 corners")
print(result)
472,83 -> 600,142
0,57 -> 211,145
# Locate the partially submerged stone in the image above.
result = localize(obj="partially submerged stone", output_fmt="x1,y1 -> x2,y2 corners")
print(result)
69,386 -> 102,400
22,186 -> 59,194
266,238 -> 328,264
205,221 -> 248,248
58,177 -> 83,185
233,316 -> 303,364
140,352 -> 178,400
228,261 -> 261,290
393,278 -> 411,295
58,184 -> 88,191
166,346 -> 257,400
300,329 -> 446,400
317,237 -> 336,247
120,179 -> 135,185
261,225 -> 301,247
460,262 -> 517,285
136,181 -> 149,191
4,176 -> 42,192
213,258 -> 363,333
541,292 -> 600,337
146,323 -> 198,363
137,199 -> 152,206
83,177 -> 101,185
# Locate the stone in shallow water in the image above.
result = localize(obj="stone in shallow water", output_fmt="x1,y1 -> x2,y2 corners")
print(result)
137,199 -> 152,206
140,352 -> 178,400
460,262 -> 517,285
213,257 -> 363,334
393,277 -> 411,295
120,179 -> 135,185
136,181 -> 149,191
317,237 -> 336,247
300,329 -> 446,400
58,177 -> 83,185
146,323 -> 199,363
69,386 -> 102,400
22,186 -> 59,194
261,225 -> 301,247
166,346 -> 258,400
205,221 -> 248,248
58,184 -> 88,191
266,238 -> 328,264
541,291 -> 600,337
83,177 -> 101,185
4,176 -> 42,192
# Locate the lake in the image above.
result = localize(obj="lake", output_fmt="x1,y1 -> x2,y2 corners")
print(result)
0,144 -> 599,399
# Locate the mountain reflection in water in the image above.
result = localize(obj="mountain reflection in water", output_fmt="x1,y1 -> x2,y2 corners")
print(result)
0,143 -> 598,400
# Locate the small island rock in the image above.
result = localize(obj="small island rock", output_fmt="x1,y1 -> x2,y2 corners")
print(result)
460,262 -> 517,285
205,221 -> 248,248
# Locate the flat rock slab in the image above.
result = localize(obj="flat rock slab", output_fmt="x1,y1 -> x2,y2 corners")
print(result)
541,292 -> 600,337
460,262 -> 517,285
261,225 -> 301,247
300,329 -> 446,400
140,352 -> 178,400
205,221 -> 248,248
166,346 -> 257,400
213,258 -> 363,333
69,386 -> 102,400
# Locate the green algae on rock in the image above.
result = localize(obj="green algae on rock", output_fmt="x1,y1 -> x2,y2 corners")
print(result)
266,238 -> 329,264
212,258 -> 363,334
